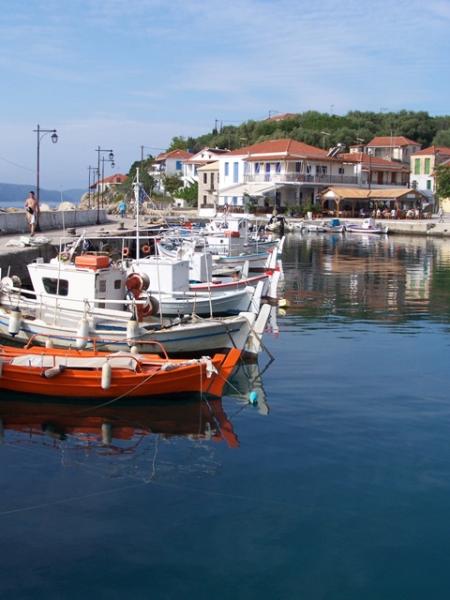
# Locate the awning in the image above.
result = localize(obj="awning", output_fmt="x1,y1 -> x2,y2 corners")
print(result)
218,182 -> 276,198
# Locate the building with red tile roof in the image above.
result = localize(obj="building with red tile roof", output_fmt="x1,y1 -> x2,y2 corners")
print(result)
365,136 -> 421,165
91,173 -> 127,191
410,146 -> 450,196
265,112 -> 298,122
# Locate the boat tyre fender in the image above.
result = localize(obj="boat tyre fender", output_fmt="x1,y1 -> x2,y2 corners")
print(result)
122,247 -> 130,258
126,273 -> 145,299
141,244 -> 151,255
136,295 -> 158,321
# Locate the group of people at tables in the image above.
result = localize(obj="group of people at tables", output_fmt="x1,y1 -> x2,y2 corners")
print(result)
360,207 -> 427,220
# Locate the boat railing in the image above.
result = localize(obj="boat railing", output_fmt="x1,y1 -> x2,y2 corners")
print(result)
22,332 -> 170,359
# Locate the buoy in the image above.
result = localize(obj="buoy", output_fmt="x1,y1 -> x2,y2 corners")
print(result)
248,390 -> 258,405
8,307 -> 22,337
101,361 -> 112,390
127,315 -> 140,342
75,317 -> 89,349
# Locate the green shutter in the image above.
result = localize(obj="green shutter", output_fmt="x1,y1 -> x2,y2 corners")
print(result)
424,158 -> 431,174
414,158 -> 420,175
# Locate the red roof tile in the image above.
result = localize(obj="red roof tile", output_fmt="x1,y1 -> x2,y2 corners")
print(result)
228,139 -> 328,160
411,145 -> 450,156
154,149 -> 193,162
339,153 -> 409,171
265,112 -> 298,122
367,136 -> 420,147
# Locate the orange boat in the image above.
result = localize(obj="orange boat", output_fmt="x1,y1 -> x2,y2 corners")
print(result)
0,343 -> 241,400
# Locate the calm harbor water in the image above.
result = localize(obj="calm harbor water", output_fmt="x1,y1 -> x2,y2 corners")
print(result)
1,233 -> 450,599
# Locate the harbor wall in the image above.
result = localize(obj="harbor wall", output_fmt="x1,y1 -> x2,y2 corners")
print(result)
0,209 -> 108,234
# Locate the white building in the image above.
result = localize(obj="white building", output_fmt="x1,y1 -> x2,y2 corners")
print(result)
182,147 -> 230,187
215,139 -> 356,210
150,149 -> 193,192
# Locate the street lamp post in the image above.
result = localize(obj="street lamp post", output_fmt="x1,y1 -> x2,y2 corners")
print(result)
95,146 -> 114,224
33,124 -> 58,228
101,155 -> 115,208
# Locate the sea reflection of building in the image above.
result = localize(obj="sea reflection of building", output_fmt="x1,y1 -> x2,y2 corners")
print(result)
282,234 -> 439,319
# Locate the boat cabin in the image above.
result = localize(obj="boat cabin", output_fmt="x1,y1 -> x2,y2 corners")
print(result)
28,255 -> 128,311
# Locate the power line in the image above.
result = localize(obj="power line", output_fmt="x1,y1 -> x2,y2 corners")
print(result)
0,155 -> 34,173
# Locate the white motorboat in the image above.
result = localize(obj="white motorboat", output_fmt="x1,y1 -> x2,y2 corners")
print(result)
345,218 -> 388,235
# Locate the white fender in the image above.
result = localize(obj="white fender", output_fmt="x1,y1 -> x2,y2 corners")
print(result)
8,307 -> 22,337
101,361 -> 112,390
75,317 -> 90,349
43,365 -> 65,379
127,316 -> 140,343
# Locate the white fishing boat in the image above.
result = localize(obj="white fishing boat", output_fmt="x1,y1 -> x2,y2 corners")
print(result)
345,218 -> 388,235
0,263 -> 271,357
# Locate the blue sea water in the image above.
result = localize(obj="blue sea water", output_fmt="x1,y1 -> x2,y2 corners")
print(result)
1,233 -> 450,598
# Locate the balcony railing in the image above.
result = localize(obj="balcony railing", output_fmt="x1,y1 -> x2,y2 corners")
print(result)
244,173 -> 359,185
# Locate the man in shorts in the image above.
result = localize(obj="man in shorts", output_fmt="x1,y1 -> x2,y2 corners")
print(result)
24,191 -> 38,236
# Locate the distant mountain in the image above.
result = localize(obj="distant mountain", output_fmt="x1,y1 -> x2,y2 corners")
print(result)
0,182 -> 86,207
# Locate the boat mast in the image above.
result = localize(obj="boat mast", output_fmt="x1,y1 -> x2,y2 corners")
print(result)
134,168 -> 141,264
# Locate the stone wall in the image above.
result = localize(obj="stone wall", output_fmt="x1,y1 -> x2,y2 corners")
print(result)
0,209 -> 107,234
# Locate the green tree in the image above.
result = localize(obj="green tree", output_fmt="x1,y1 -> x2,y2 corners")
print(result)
436,165 -> 450,200
164,174 -> 183,196
175,182 -> 198,207
119,158 -> 156,197
433,130 -> 450,147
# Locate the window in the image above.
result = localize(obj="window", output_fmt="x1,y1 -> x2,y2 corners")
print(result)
275,162 -> 281,173
338,167 -> 345,174
98,280 -> 106,293
175,160 -> 182,171
210,173 -> 215,189
203,195 -> 207,204
203,173 -> 207,184
232,196 -> 237,205
224,162 -> 229,176
233,162 -> 239,183
424,158 -> 431,174
295,162 -> 301,173
255,162 -> 260,174
426,180 -> 432,190
414,158 -> 421,175
114,280 -> 122,290
42,278 -> 69,296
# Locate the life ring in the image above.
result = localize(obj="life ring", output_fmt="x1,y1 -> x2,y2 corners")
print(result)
60,252 -> 70,262
122,247 -> 130,258
141,244 -> 151,255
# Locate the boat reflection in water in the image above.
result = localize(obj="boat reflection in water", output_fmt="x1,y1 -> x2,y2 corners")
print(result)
0,357 -> 272,479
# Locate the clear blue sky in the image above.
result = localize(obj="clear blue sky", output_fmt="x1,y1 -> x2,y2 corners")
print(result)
0,0 -> 449,189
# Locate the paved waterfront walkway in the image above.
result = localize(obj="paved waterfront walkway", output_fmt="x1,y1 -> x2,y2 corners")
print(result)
0,214 -> 162,257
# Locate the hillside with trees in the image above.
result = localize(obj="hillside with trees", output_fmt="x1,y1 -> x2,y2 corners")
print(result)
166,110 -> 450,153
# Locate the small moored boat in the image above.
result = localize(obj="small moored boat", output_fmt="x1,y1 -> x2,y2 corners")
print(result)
0,343 -> 242,400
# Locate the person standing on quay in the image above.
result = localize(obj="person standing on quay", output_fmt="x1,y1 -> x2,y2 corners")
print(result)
24,190 -> 39,236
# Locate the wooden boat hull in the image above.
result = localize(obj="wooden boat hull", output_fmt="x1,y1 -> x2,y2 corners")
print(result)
0,346 -> 242,399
